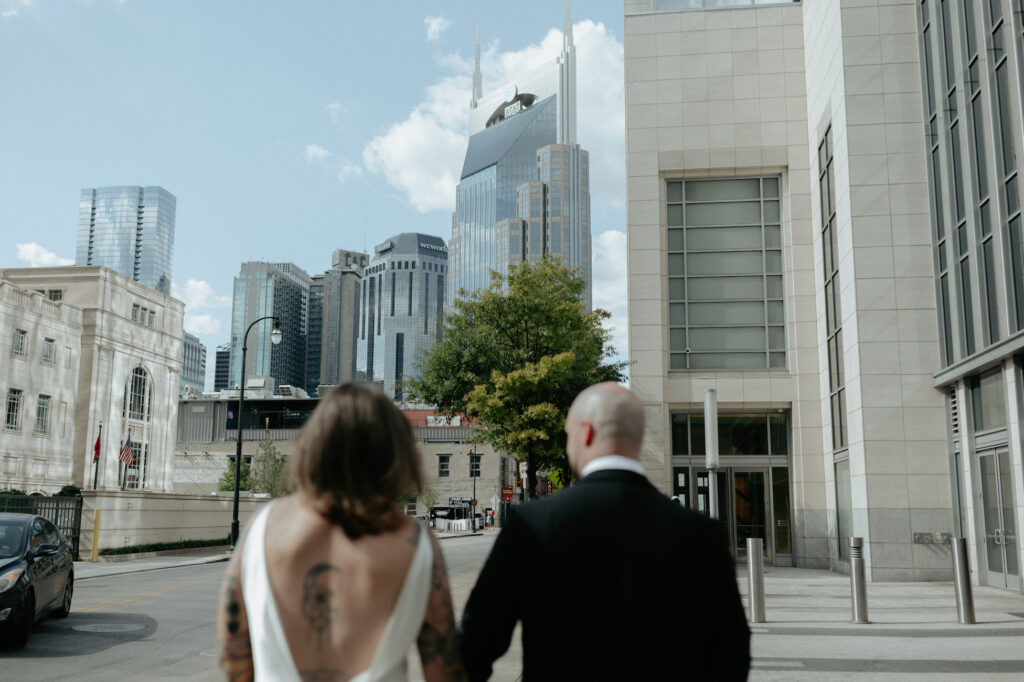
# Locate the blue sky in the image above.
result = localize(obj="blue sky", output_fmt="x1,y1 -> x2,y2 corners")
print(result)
0,0 -> 628,388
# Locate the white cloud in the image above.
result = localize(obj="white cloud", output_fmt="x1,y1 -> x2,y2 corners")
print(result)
363,20 -> 624,215
171,278 -> 231,310
305,144 -> 332,163
337,161 -> 363,184
183,313 -> 222,336
592,229 -> 628,362
424,15 -> 452,42
171,279 -> 231,338
0,0 -> 33,19
16,243 -> 74,267
326,102 -> 345,124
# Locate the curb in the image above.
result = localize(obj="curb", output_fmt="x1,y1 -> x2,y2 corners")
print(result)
90,545 -> 232,563
76,553 -> 230,580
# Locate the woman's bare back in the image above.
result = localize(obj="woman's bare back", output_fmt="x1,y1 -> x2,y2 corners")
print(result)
263,496 -> 422,680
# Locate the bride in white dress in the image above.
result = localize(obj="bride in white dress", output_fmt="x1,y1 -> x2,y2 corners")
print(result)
217,384 -> 466,682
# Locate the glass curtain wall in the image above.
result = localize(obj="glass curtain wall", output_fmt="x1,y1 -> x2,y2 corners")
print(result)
666,177 -> 785,370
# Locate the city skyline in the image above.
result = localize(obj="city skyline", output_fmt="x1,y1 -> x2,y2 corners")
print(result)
0,1 -> 629,391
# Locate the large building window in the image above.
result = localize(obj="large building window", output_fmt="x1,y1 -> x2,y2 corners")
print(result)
41,338 -> 56,365
470,454 -> 481,478
122,367 -> 153,489
819,128 -> 847,452
34,394 -> 50,436
666,177 -> 785,370
670,412 -> 787,456
438,454 -> 451,478
11,329 -> 27,357
4,389 -> 22,431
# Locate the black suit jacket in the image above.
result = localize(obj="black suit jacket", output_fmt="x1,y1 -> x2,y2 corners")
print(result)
458,469 -> 750,681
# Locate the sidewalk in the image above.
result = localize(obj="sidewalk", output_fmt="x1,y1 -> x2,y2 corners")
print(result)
741,566 -> 1024,679
74,547 -> 231,580
73,527 -> 493,580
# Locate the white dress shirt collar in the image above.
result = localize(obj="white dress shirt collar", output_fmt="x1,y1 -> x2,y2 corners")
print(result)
581,454 -> 645,478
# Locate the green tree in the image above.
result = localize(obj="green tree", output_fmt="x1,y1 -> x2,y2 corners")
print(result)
217,457 -> 251,493
409,259 -> 626,498
250,440 -> 290,497
420,485 -> 439,514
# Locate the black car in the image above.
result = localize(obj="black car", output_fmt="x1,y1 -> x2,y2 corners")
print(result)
0,513 -> 74,648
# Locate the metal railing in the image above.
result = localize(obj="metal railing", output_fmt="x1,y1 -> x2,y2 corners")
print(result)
0,495 -> 84,560
225,428 -> 303,442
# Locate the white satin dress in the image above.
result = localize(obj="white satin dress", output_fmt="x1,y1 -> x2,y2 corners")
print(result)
241,504 -> 433,681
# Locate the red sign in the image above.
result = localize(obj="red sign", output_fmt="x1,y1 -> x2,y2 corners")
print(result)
502,485 -> 513,501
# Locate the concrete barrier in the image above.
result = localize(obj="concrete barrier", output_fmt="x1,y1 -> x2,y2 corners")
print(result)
80,490 -> 270,552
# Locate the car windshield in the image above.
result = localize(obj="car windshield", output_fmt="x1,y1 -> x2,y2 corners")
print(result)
0,522 -> 27,559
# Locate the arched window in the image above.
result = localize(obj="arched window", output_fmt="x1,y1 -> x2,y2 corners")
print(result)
121,367 -> 153,489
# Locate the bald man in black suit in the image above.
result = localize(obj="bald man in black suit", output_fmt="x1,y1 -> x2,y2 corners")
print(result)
458,382 -> 750,681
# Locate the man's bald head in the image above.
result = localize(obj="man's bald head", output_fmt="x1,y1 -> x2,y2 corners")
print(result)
565,383 -> 645,472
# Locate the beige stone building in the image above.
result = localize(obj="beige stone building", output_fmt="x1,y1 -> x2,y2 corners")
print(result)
623,0 -> 1009,585
1,266 -> 184,493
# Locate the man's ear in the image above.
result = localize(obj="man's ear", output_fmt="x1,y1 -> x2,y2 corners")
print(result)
583,422 -> 596,447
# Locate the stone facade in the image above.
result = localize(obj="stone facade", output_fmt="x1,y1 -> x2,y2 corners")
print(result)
0,266 -> 184,493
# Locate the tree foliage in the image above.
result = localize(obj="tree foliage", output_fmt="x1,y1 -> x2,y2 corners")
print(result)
409,259 -> 626,497
250,440 -> 290,498
217,457 -> 251,492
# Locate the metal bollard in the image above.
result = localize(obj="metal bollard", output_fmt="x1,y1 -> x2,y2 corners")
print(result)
849,537 -> 870,623
747,538 -> 766,623
952,537 -> 976,624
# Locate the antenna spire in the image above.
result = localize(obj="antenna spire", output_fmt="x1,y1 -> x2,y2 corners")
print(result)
471,23 -> 483,109
564,0 -> 573,47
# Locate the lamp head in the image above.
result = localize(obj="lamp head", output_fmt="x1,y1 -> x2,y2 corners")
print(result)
270,319 -> 283,346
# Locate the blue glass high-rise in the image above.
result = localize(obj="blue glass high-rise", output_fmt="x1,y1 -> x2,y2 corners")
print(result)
76,186 -> 176,295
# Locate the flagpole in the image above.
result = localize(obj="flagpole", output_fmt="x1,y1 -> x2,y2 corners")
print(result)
120,427 -> 130,491
92,421 -> 102,490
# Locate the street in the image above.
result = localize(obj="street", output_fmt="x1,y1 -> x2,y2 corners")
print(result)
0,534 -> 512,682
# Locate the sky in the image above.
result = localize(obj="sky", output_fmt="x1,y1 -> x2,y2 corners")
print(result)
0,0 -> 628,390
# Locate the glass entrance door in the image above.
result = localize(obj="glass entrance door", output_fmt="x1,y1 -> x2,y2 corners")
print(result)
734,470 -> 768,562
693,468 -> 771,563
979,449 -> 1020,590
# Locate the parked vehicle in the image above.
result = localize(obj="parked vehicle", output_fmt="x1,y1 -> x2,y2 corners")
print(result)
0,513 -> 74,648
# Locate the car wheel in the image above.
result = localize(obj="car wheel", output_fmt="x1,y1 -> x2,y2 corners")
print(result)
55,573 -> 73,618
12,592 -> 33,649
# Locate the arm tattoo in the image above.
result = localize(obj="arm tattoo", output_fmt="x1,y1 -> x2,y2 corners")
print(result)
302,563 -> 342,649
418,538 -> 467,681
219,574 -> 254,681
223,576 -> 243,636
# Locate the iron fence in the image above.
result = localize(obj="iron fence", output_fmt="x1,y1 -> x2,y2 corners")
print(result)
0,495 -> 84,560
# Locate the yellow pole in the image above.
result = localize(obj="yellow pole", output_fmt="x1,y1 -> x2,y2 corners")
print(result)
89,509 -> 101,562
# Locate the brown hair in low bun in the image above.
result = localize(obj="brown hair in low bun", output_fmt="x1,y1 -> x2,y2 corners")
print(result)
291,382 -> 422,539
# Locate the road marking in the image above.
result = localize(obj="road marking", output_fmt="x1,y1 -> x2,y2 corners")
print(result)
72,623 -> 146,633
752,660 -> 805,668
75,575 -> 220,614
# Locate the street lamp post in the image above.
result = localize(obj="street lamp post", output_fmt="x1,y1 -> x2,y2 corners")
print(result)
231,315 -> 282,548
468,445 -> 478,529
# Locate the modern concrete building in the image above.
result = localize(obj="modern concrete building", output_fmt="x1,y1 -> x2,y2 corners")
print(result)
319,249 -> 367,389
449,2 -> 593,308
355,234 -> 447,401
1,266 -> 184,493
180,331 -> 206,397
622,0 -> 1018,586
229,262 -> 310,393
76,186 -> 176,295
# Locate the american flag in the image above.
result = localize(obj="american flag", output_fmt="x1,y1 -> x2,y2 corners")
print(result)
119,435 -> 134,465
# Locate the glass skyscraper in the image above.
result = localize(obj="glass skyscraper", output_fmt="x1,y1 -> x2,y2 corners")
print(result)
449,3 -> 591,308
76,186 -> 176,295
229,262 -> 310,391
356,233 -> 447,402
